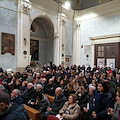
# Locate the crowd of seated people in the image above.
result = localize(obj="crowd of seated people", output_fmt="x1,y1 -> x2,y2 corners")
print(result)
0,64 -> 120,120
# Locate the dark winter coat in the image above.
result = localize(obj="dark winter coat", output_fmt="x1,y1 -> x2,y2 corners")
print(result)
43,83 -> 56,96
89,92 -> 102,120
22,87 -> 36,103
96,92 -> 113,120
0,103 -> 29,120
11,95 -> 23,105
50,93 -> 67,113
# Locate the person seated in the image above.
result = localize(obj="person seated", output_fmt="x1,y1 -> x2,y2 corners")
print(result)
41,87 -> 67,120
35,84 -> 43,94
11,89 -> 23,105
0,92 -> 29,120
0,84 -> 5,92
43,78 -> 56,96
108,87 -> 120,120
22,83 -> 36,103
26,74 -> 33,83
64,83 -> 75,99
56,94 -> 81,120
27,92 -> 50,112
20,81 -> 28,97
80,86 -> 96,120
76,85 -> 87,106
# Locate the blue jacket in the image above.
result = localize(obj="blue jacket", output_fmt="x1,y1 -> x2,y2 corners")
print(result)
89,92 -> 113,120
89,92 -> 102,120
96,92 -> 113,120
11,96 -> 23,105
0,103 -> 29,120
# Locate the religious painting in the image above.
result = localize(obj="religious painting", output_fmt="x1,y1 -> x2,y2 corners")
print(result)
30,40 -> 39,60
65,58 -> 69,66
1,33 -> 15,55
97,58 -> 105,68
107,58 -> 115,70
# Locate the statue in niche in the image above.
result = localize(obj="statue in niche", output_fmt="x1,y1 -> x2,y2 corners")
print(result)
1,33 -> 15,55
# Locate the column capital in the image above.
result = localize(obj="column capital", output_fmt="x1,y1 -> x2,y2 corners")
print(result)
59,13 -> 67,25
20,0 -> 32,14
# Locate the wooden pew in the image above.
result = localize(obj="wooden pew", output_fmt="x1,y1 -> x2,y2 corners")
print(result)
23,104 -> 41,120
45,94 -> 55,103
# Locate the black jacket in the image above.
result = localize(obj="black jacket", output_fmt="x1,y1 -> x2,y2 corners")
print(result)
50,93 -> 67,113
22,87 -> 36,103
44,83 -> 56,96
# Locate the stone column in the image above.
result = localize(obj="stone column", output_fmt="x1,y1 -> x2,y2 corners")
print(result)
73,21 -> 81,66
17,0 -> 31,71
58,13 -> 67,66
91,42 -> 95,68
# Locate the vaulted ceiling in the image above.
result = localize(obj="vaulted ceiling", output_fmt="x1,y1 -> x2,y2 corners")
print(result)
52,0 -> 113,10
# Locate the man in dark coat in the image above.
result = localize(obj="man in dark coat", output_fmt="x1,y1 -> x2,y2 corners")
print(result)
43,78 -> 56,96
81,86 -> 96,120
11,89 -> 23,105
0,92 -> 29,120
22,83 -> 36,103
41,87 -> 67,120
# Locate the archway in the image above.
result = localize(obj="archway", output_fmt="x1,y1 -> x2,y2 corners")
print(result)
30,17 -> 54,68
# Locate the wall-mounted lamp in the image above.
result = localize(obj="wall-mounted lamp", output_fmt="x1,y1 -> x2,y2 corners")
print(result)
24,38 -> 27,46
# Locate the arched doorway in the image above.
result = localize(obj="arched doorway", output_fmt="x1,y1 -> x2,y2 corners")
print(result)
30,17 -> 54,68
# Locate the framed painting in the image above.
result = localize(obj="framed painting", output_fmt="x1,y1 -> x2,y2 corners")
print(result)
1,33 -> 15,55
30,39 -> 39,60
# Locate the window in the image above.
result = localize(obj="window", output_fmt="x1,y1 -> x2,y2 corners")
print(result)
98,46 -> 104,57
107,45 -> 115,57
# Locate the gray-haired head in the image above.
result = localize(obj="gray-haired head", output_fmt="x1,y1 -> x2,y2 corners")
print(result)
55,87 -> 62,96
27,82 -> 34,89
13,89 -> 20,96
89,85 -> 96,90
36,84 -> 43,89
0,84 -> 5,91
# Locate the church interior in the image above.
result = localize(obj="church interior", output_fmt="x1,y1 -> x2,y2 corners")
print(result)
0,0 -> 120,71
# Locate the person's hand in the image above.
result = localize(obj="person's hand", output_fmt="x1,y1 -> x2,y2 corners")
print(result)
83,107 -> 88,113
61,113 -> 66,118
92,111 -> 97,118
108,108 -> 114,116
47,107 -> 52,111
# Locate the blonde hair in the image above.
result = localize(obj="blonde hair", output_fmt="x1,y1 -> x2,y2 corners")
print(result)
79,85 -> 85,94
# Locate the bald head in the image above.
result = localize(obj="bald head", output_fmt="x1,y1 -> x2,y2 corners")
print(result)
55,87 -> 62,97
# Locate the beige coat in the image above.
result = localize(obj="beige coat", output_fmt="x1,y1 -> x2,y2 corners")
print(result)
59,101 -> 81,120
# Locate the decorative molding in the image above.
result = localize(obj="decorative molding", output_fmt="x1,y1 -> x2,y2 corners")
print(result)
21,0 -> 31,13
90,34 -> 120,45
59,13 -> 67,25
89,34 -> 120,41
